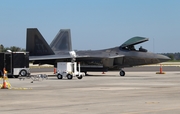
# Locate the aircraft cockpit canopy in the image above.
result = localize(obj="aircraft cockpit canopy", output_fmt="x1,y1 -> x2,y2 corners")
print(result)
120,36 -> 149,52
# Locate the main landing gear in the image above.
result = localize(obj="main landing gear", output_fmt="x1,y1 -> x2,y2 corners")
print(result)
119,69 -> 125,76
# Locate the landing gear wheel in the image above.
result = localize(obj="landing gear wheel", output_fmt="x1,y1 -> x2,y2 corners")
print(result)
57,74 -> 63,79
119,70 -> 125,76
77,75 -> 83,79
67,74 -> 73,80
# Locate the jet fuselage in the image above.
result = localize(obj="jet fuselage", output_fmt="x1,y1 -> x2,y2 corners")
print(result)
73,46 -> 169,69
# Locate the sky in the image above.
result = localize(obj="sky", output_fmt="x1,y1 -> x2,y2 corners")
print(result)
0,0 -> 180,53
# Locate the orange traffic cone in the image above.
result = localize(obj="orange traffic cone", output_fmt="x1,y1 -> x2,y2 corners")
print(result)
160,64 -> 163,74
156,64 -> 165,74
54,68 -> 57,74
1,68 -> 8,89
2,81 -> 8,89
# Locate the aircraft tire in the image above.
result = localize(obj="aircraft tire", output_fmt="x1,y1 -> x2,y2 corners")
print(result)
57,74 -> 63,79
120,70 -> 125,76
67,74 -> 73,80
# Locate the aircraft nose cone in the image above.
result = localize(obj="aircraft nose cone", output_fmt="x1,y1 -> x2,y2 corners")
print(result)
158,54 -> 170,62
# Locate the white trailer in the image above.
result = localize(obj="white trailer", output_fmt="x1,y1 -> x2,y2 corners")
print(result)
56,62 -> 84,80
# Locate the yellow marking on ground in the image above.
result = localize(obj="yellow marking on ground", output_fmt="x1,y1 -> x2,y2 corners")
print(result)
156,72 -> 166,74
10,87 -> 32,90
0,77 -> 32,90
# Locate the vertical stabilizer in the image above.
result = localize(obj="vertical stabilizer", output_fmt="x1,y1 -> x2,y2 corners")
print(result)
26,28 -> 54,56
50,29 -> 72,51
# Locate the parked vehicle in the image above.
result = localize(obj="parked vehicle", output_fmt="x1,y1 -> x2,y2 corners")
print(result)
0,52 -> 30,78
56,62 -> 84,80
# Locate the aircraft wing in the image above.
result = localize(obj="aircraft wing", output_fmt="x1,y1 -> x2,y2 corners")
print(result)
108,55 -> 125,58
29,55 -> 72,61
29,54 -> 124,61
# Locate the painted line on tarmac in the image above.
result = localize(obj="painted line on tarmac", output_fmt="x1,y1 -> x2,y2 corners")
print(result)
0,77 -> 33,90
10,87 -> 33,90
122,106 -> 180,114
0,84 -> 32,90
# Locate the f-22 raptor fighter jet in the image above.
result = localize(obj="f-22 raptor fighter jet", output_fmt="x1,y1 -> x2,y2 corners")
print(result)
26,28 -> 170,76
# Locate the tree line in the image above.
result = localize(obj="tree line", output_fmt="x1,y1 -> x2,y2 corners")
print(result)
0,44 -> 25,52
162,53 -> 180,60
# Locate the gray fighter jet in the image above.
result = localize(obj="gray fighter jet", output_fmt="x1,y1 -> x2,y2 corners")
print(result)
26,28 -> 170,76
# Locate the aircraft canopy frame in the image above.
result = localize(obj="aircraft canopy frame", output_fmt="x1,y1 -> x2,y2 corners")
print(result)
120,36 -> 149,48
